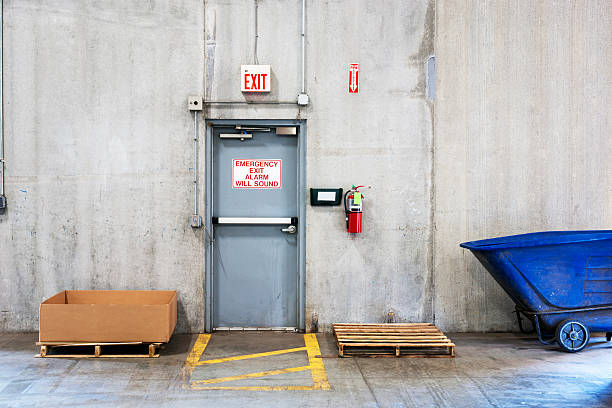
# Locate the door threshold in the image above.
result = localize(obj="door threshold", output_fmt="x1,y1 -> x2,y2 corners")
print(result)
214,327 -> 297,332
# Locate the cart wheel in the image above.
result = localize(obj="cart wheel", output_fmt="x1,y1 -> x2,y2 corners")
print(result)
555,320 -> 590,352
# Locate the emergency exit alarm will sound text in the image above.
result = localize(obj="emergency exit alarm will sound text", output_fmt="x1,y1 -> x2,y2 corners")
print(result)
232,159 -> 282,189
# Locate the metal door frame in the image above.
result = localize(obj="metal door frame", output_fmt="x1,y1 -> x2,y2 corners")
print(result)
204,119 -> 306,332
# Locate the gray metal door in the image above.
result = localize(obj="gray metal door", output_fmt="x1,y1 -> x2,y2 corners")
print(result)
212,127 -> 298,328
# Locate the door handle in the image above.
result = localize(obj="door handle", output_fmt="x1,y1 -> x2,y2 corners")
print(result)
281,225 -> 297,234
212,217 -> 295,225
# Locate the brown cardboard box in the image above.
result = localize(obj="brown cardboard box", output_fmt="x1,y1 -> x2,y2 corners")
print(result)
39,290 -> 177,343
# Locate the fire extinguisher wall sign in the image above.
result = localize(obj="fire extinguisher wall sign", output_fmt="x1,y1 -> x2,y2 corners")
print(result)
344,185 -> 364,233
348,63 -> 359,93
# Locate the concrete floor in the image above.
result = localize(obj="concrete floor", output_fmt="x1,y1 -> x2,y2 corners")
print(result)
0,332 -> 611,407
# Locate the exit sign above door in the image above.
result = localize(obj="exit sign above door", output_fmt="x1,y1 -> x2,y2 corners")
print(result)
241,65 -> 271,93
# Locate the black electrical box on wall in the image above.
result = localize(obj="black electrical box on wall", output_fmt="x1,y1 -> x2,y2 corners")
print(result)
310,188 -> 343,206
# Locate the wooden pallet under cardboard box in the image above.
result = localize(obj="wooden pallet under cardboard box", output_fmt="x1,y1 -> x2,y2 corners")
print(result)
333,323 -> 455,358
35,341 -> 163,358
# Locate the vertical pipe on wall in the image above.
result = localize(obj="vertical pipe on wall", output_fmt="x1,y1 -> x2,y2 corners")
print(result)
0,0 -> 4,202
193,111 -> 199,216
301,0 -> 305,94
254,0 -> 259,64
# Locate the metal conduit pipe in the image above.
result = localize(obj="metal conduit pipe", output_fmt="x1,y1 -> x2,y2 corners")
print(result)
203,101 -> 297,105
301,0 -> 305,94
0,0 -> 5,210
193,111 -> 199,216
254,0 -> 259,64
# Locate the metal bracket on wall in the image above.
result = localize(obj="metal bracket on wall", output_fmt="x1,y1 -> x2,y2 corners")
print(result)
426,55 -> 436,101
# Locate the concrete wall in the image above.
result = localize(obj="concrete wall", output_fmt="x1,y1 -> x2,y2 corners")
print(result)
1,0 -> 611,333
434,0 -> 612,331
0,0 -> 206,332
205,0 -> 435,331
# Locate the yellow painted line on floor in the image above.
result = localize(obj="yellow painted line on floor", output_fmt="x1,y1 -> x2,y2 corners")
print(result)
182,333 -> 331,391
304,333 -> 331,390
196,346 -> 307,365
190,385 -> 322,391
183,334 -> 211,380
191,365 -> 310,385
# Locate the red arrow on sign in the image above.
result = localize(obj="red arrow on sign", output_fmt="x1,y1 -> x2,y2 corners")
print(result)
349,63 -> 359,93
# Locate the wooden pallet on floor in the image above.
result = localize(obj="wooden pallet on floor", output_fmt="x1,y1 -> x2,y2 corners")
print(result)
333,323 -> 455,358
35,341 -> 163,358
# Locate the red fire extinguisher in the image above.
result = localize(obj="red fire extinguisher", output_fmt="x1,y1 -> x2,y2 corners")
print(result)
344,185 -> 364,233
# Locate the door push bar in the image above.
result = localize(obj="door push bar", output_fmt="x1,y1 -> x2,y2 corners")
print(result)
212,217 -> 298,226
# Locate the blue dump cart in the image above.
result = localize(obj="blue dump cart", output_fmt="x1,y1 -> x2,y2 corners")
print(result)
461,231 -> 612,352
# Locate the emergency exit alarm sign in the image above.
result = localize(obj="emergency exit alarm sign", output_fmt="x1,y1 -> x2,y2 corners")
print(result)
241,65 -> 271,92
233,159 -> 281,189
